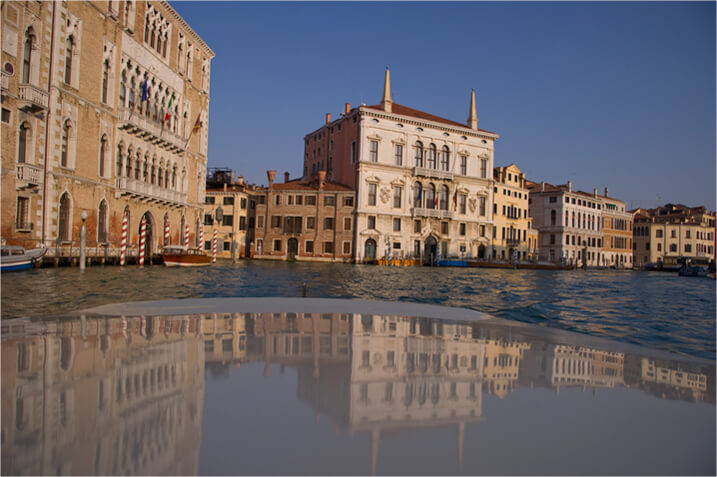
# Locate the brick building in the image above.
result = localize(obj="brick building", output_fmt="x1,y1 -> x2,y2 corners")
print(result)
1,1 -> 213,262
253,170 -> 356,262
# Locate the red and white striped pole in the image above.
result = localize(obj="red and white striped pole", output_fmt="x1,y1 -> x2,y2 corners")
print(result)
184,224 -> 190,248
120,212 -> 128,266
199,224 -> 204,250
164,217 -> 170,247
212,228 -> 217,263
139,216 -> 146,266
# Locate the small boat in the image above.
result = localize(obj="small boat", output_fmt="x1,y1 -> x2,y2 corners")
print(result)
0,246 -> 47,271
677,265 -> 709,277
161,246 -> 211,267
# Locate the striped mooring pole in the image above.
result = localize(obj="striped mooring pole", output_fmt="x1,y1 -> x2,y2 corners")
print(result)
184,224 -> 190,247
212,229 -> 217,263
120,212 -> 128,266
199,225 -> 204,250
164,217 -> 170,247
139,216 -> 146,266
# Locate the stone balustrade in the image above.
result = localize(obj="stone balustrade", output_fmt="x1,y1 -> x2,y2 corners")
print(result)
18,83 -> 49,110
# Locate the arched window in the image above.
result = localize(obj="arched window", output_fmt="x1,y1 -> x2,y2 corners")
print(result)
22,29 -> 33,83
98,200 -> 108,243
440,146 -> 450,171
157,163 -> 163,187
180,215 -> 186,246
129,77 -> 136,110
413,182 -> 423,207
119,70 -> 127,107
425,184 -> 436,209
126,147 -> 133,177
18,122 -> 30,164
99,135 -> 108,177
61,120 -> 70,167
58,193 -> 71,242
142,155 -> 149,182
414,141 -> 424,168
101,61 -> 109,103
439,185 -> 449,210
116,144 -> 124,177
64,36 -> 73,84
427,144 -> 437,169
150,159 -> 156,184
134,151 -> 141,180
172,166 -> 176,189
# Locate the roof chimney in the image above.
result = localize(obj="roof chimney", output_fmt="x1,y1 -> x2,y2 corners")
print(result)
541,181 -> 545,192
284,171 -> 290,183
223,183 -> 227,192
381,67 -> 392,113
318,170 -> 326,190
267,170 -> 276,188
567,180 -> 572,192
467,89 -> 478,130
593,188 -> 598,198
325,113 -> 331,124
345,102 -> 350,115
604,187 -> 609,197
237,175 -> 244,185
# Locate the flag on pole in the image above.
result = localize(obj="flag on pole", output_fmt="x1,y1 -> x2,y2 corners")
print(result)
141,78 -> 148,103
453,189 -> 457,211
164,95 -> 173,122
192,114 -> 201,134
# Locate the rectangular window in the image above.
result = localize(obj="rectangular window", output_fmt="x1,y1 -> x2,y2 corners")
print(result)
460,155 -> 467,175
240,197 -> 247,209
257,195 -> 265,205
393,218 -> 401,232
324,217 -> 334,230
685,244 -> 692,253
275,195 -> 281,205
393,186 -> 402,208
459,194 -> 466,214
222,216 -> 233,227
305,240 -> 314,253
15,197 -> 30,229
393,241 -> 401,250
287,195 -> 293,205
257,216 -> 264,228
239,216 -> 247,230
549,196 -> 557,203
350,141 -> 356,163
204,214 -> 214,226
369,140 -> 378,162
441,221 -> 448,235
343,241 -> 351,254
550,234 -> 555,245
223,241 -> 231,251
344,217 -> 352,231
414,240 -> 421,257
368,216 -> 376,229
296,195 -> 303,206
223,196 -> 234,205
480,225 -> 486,237
343,196 -> 354,207
1,108 -> 10,123
324,196 -> 335,206
459,223 -> 466,236
368,183 -> 377,206
414,219 -> 421,233
479,196 -> 486,216
306,216 -> 315,230
324,241 -> 334,253
394,144 -> 403,166
271,216 -> 281,229
480,159 -> 487,178
273,239 -> 282,252
206,196 -> 215,204
306,195 -> 316,205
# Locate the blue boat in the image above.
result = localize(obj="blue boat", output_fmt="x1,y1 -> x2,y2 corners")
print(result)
435,259 -> 467,267
0,246 -> 46,271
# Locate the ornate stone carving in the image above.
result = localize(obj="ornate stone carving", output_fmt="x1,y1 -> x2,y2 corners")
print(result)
379,186 -> 390,204
468,197 -> 477,213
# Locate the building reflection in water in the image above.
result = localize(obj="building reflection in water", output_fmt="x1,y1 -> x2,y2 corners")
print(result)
2,310 -> 713,476
1,316 -> 205,476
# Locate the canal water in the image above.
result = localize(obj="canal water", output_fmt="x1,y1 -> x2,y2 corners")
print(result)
1,261 -> 715,359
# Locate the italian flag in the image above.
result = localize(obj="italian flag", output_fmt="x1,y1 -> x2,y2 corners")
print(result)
164,96 -> 173,122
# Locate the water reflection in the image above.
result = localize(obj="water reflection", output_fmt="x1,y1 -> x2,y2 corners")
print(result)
2,309 -> 714,475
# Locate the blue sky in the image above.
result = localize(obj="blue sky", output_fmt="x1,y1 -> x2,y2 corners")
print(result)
172,1 -> 716,210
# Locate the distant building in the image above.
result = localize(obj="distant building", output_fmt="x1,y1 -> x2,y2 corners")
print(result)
632,204 -> 715,267
492,164 -> 536,261
527,181 -> 604,266
253,170 -> 355,262
600,188 -> 633,268
204,168 -> 257,259
302,69 -> 496,263
1,1 -> 213,262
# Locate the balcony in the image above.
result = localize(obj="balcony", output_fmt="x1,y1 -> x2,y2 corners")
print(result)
115,176 -> 187,206
411,207 -> 453,220
18,83 -> 49,113
506,238 -> 522,246
413,167 -> 453,181
16,163 -> 43,188
1,71 -> 9,93
118,108 -> 187,153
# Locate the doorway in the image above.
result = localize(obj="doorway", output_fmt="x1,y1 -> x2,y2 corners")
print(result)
424,236 -> 437,266
287,238 -> 298,260
364,239 -> 376,262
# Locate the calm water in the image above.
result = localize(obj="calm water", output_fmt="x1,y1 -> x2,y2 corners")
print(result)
1,261 -> 715,359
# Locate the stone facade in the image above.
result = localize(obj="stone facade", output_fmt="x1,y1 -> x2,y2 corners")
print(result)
203,169 -> 257,259
600,189 -> 633,268
1,1 -> 214,262
491,164 -> 536,261
253,170 -> 356,262
632,204 -> 716,267
302,69 -> 496,263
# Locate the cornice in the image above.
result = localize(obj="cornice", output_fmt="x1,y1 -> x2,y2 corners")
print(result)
160,1 -> 215,58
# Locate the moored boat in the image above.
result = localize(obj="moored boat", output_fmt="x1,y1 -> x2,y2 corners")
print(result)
161,246 -> 211,267
0,246 -> 47,271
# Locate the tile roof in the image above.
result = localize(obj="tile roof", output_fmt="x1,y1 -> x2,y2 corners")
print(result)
363,103 -> 497,135
270,179 -> 354,192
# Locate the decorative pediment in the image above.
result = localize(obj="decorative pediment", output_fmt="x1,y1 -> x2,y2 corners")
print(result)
457,149 -> 470,156
477,151 -> 490,159
457,187 -> 469,195
391,138 -> 406,146
365,176 -> 380,184
367,133 -> 382,142
390,178 -> 405,187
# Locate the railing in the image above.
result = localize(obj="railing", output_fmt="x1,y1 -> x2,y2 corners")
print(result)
411,207 -> 453,219
18,83 -> 49,110
0,71 -> 9,92
413,167 -> 453,181
115,176 -> 187,204
506,238 -> 522,246
118,108 -> 187,151
16,163 -> 43,186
